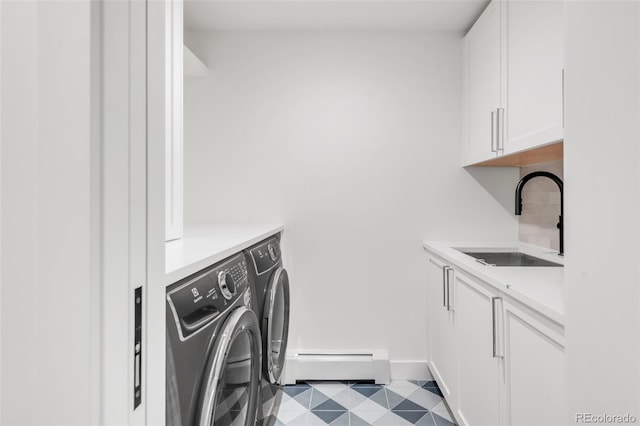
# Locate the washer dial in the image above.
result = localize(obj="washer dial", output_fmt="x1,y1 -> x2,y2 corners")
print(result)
217,271 -> 235,300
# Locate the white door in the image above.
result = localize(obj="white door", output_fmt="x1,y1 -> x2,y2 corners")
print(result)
464,0 -> 502,165
503,0 -> 564,154
455,273 -> 502,426
426,255 -> 457,404
503,300 -> 566,426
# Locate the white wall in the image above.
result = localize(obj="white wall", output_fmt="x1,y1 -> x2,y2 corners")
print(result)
564,2 -> 640,423
0,1 -> 99,424
183,31 -> 518,370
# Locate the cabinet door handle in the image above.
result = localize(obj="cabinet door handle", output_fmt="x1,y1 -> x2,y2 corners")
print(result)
491,110 -> 497,152
492,296 -> 503,358
497,108 -> 505,152
446,268 -> 454,312
562,69 -> 565,129
442,266 -> 449,308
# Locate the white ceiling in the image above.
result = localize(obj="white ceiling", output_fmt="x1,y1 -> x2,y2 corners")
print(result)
184,0 -> 490,33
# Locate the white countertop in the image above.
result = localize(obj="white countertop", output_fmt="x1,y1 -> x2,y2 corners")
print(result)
423,241 -> 565,325
166,224 -> 284,284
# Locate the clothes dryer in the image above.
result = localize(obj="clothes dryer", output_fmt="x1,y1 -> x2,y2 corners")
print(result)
243,235 -> 290,424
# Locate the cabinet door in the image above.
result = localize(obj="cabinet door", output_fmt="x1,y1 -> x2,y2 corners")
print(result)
426,255 -> 456,404
463,0 -> 502,165
455,272 -> 501,426
503,300 -> 565,425
503,0 -> 564,154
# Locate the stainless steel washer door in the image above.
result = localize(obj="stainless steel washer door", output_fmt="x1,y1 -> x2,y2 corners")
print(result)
198,306 -> 262,426
263,267 -> 290,384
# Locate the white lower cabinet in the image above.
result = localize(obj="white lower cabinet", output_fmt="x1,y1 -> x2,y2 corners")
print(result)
426,252 -> 565,426
503,300 -> 566,426
426,255 -> 457,404
455,272 -> 501,426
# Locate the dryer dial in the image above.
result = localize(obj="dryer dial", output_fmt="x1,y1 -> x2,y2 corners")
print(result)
217,271 -> 235,300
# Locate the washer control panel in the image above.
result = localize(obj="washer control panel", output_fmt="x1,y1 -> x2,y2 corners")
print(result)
249,237 -> 281,275
166,253 -> 249,340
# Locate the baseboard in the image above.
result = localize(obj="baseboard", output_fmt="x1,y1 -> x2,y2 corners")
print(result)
283,350 -> 390,385
389,360 -> 432,380
282,352 -> 432,384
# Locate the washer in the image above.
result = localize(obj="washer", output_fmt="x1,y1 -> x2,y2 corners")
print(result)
243,235 -> 291,424
166,253 -> 262,426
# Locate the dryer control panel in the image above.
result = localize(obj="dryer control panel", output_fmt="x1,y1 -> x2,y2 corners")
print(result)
249,237 -> 282,275
166,254 -> 249,340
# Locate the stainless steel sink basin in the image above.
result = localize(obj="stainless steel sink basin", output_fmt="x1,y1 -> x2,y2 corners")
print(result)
461,251 -> 562,267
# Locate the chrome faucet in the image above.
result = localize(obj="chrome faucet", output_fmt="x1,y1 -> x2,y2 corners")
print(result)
515,171 -> 564,256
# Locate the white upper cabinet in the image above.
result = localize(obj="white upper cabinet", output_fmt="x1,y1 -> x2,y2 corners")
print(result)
503,0 -> 564,155
463,0 -> 564,166
464,0 -> 502,165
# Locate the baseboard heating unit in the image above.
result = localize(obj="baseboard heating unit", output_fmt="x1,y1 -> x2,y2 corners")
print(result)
283,350 -> 390,385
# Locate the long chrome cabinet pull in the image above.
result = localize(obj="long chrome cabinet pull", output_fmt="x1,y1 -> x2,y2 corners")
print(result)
490,110 -> 497,152
492,297 -> 503,358
497,108 -> 505,152
442,266 -> 449,308
562,69 -> 565,129
446,268 -> 454,312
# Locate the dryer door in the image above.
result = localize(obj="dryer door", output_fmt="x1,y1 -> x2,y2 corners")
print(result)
263,267 -> 290,384
198,306 -> 262,426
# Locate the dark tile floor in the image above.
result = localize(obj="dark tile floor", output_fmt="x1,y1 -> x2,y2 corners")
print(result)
261,378 -> 457,426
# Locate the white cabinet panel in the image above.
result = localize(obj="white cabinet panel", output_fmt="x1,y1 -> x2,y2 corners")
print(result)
455,273 -> 501,426
504,0 -> 564,154
464,0 -> 501,165
503,301 -> 565,426
426,255 -> 457,404
462,0 -> 564,166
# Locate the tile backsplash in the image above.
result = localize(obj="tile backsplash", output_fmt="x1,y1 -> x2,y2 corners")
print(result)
518,160 -> 563,251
